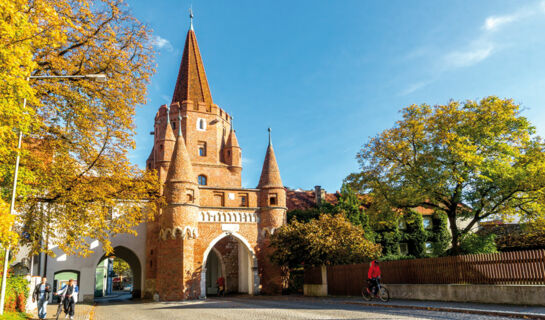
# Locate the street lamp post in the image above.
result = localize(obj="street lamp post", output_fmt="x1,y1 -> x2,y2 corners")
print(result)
0,73 -> 107,315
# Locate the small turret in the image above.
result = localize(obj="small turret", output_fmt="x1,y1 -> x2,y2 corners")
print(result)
256,128 -> 286,294
164,111 -> 199,211
146,146 -> 154,171
155,105 -> 176,186
157,110 -> 200,301
224,122 -> 242,171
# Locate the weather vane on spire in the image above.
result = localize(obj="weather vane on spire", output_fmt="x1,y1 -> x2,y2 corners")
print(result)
268,127 -> 272,146
189,6 -> 194,31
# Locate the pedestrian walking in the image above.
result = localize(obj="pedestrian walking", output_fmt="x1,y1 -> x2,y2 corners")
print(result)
32,276 -> 52,320
56,279 -> 79,320
216,276 -> 225,296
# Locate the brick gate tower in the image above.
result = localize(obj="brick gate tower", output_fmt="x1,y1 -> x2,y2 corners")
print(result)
144,14 -> 286,300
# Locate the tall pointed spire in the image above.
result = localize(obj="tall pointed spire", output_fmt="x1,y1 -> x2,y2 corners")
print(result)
258,128 -> 283,188
171,11 -> 213,105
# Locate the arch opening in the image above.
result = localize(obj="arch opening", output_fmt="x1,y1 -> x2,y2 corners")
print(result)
94,246 -> 142,301
201,232 -> 258,298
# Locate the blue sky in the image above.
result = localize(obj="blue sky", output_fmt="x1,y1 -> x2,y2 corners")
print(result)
127,0 -> 545,192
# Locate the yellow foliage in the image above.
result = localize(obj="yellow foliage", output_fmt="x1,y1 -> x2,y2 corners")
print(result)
0,0 -> 158,256
0,199 -> 18,248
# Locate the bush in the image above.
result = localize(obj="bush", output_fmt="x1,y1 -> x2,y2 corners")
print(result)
3,276 -> 29,313
460,233 -> 498,254
379,254 -> 416,262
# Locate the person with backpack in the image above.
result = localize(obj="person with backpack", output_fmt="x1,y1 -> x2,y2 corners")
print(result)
56,279 -> 78,319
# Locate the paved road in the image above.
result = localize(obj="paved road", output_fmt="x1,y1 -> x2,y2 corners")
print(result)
94,296 -> 518,320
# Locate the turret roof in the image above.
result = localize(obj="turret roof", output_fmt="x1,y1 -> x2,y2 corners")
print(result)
225,128 -> 240,149
258,130 -> 283,188
166,116 -> 196,185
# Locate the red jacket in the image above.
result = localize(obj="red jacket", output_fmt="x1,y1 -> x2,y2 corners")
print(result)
368,261 -> 381,279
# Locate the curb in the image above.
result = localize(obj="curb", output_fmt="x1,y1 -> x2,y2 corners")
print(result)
344,301 -> 545,319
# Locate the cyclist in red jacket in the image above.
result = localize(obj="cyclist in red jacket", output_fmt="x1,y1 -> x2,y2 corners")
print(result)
367,260 -> 381,296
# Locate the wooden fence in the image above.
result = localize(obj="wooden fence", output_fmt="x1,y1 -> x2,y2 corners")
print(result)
314,249 -> 545,296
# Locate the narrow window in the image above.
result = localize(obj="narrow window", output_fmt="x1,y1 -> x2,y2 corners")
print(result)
186,189 -> 194,203
197,118 -> 206,131
239,193 -> 248,207
269,194 -> 277,206
172,121 -> 176,130
198,175 -> 207,186
198,141 -> 207,157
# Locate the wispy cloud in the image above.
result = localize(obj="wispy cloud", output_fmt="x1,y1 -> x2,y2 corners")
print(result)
484,15 -> 519,31
151,35 -> 174,52
442,43 -> 494,69
482,1 -> 544,31
400,1 -> 545,95
400,80 -> 432,96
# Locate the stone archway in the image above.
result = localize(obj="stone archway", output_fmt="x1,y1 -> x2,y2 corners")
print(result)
200,232 -> 259,298
96,246 -> 142,298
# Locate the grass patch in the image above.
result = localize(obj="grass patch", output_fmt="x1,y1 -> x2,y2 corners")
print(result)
0,311 -> 31,320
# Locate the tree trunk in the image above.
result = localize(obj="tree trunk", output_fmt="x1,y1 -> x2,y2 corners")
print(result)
447,212 -> 461,255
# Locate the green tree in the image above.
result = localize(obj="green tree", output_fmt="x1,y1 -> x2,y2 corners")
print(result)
336,184 -> 374,240
430,212 -> 451,256
347,97 -> 545,255
365,200 -> 402,256
270,214 -> 381,268
403,210 -> 427,257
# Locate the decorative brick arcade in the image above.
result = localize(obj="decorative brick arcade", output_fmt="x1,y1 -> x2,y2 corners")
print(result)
144,19 -> 286,300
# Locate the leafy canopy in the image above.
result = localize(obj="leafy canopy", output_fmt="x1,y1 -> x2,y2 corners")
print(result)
0,0 -> 159,255
269,214 -> 381,268
347,97 -> 545,254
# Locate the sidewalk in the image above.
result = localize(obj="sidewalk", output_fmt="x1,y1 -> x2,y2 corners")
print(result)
242,294 -> 545,319
31,303 -> 94,320
338,296 -> 545,319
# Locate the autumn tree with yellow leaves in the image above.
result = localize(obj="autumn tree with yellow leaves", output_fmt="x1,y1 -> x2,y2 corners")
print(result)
346,97 -> 545,255
0,0 -> 159,256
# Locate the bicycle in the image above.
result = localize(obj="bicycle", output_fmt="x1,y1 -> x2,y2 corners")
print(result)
361,278 -> 390,302
54,295 -> 65,320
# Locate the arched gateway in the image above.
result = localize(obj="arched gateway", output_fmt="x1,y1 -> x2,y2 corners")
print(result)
143,16 -> 287,300
200,232 -> 259,297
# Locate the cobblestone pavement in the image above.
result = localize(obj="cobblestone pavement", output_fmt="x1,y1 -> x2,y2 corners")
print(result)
93,296 -> 521,320
38,302 -> 94,320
